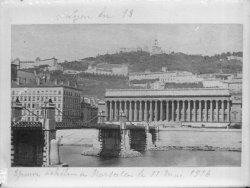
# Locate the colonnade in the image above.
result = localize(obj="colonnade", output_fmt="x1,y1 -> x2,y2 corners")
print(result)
106,99 -> 231,123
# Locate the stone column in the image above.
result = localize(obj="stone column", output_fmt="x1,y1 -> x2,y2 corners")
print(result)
210,100 -> 213,122
144,101 -> 148,122
194,100 -> 197,122
166,100 -> 169,121
139,101 -> 142,121
105,101 -> 109,121
154,100 -> 158,121
109,101 -> 113,121
124,101 -> 127,118
171,100 -> 174,121
222,100 -> 225,122
227,100 -> 230,122
160,100 -> 163,121
41,101 -> 56,166
199,100 -> 202,122
182,101 -> 185,121
149,101 -> 153,122
188,100 -> 191,122
119,101 -> 122,119
114,101 -> 117,121
129,101 -> 132,121
216,100 -> 219,122
134,101 -> 138,121
204,100 -> 208,122
176,100 -> 180,121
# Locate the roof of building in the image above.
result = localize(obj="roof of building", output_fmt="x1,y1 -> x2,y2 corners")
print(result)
11,82 -> 82,91
105,88 -> 230,98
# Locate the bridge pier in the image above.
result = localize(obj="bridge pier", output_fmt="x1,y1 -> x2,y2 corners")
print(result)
119,112 -> 142,157
120,114 -> 130,151
145,124 -> 155,150
11,99 -> 67,167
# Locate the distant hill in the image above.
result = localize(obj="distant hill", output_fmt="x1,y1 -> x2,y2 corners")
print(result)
61,51 -> 242,74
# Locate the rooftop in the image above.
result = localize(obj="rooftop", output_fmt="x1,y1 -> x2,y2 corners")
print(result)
105,88 -> 230,98
11,82 -> 82,91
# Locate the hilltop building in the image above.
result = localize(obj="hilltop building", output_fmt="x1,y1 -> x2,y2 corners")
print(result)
129,69 -> 202,84
227,56 -> 243,61
12,57 -> 63,71
119,47 -> 142,53
150,38 -> 164,55
85,63 -> 128,76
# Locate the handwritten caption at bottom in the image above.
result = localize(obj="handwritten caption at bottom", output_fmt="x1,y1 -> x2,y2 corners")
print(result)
12,168 -> 211,181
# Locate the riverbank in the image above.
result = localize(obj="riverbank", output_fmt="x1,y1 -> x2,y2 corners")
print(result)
149,145 -> 241,152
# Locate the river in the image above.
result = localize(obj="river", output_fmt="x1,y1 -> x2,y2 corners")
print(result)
57,128 -> 241,167
59,145 -> 241,167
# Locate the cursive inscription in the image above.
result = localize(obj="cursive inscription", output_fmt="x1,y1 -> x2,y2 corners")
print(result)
56,8 -> 134,23
11,168 -> 211,183
91,169 -> 133,178
13,169 -> 41,181
56,9 -> 93,23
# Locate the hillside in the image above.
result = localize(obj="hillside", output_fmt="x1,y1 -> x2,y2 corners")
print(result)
61,51 -> 243,74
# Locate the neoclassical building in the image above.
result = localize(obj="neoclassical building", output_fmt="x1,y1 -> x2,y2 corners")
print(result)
104,88 -> 233,123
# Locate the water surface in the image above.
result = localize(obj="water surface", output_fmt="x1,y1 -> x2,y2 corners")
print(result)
60,145 -> 241,167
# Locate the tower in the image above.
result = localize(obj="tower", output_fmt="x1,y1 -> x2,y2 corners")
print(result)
151,37 -> 163,55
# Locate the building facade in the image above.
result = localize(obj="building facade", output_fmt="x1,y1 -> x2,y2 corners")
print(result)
11,84 -> 82,122
129,71 -> 202,83
12,57 -> 61,71
104,89 -> 238,124
85,63 -> 128,76
80,98 -> 98,123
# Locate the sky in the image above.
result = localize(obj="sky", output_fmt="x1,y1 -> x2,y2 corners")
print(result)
11,24 -> 243,62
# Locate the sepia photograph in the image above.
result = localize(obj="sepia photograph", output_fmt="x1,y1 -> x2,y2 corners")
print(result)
10,24 -> 243,167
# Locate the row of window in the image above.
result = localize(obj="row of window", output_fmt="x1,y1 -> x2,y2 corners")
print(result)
63,90 -> 81,97
20,102 -> 62,109
24,116 -> 62,122
12,89 -> 62,95
12,96 -> 62,102
63,110 -> 81,117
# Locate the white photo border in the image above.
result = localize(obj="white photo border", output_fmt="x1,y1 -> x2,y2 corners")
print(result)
0,0 -> 249,187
